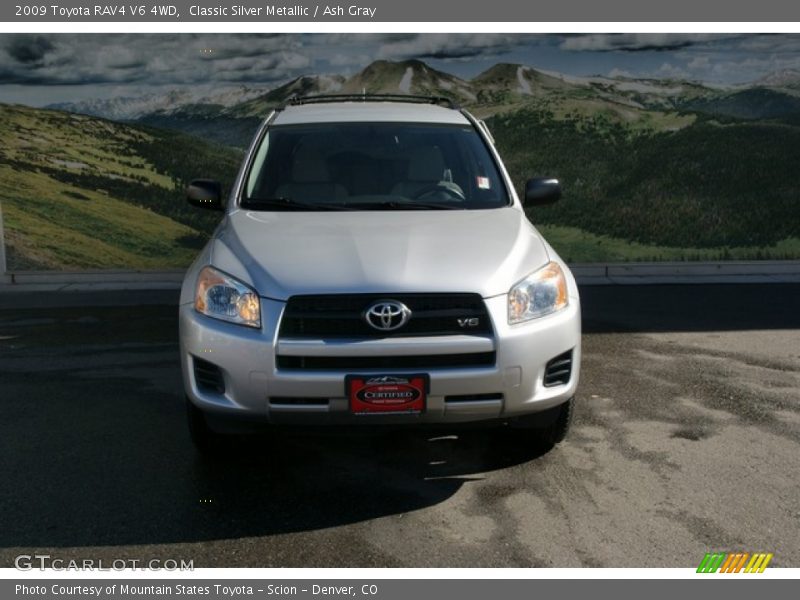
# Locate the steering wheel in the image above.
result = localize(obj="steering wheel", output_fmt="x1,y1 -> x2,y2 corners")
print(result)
410,182 -> 466,201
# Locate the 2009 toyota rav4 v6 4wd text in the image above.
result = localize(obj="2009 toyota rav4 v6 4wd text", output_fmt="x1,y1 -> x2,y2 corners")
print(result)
180,95 -> 581,453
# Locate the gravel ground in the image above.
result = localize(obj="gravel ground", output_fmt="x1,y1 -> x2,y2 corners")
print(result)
0,284 -> 797,567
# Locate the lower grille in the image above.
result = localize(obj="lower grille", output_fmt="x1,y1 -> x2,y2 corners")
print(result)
445,393 -> 503,403
276,352 -> 495,371
194,357 -> 225,394
543,350 -> 573,387
269,397 -> 329,406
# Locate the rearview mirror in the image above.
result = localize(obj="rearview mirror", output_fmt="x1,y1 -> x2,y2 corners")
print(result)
187,179 -> 223,211
524,178 -> 561,206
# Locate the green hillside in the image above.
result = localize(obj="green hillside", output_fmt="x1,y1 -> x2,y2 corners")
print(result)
6,57 -> 800,269
538,225 -> 800,263
491,108 -> 800,257
0,104 -> 240,270
685,87 -> 800,120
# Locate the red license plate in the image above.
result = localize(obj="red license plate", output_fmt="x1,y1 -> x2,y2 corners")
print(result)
346,374 -> 428,415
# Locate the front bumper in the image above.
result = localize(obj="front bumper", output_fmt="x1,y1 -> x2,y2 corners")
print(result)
179,294 -> 581,427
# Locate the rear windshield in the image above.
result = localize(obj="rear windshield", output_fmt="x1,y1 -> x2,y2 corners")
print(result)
242,122 -> 509,211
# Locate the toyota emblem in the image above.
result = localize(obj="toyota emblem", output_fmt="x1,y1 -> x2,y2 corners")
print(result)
364,300 -> 412,331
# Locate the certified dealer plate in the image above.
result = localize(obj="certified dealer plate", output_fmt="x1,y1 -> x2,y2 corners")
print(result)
346,374 -> 428,415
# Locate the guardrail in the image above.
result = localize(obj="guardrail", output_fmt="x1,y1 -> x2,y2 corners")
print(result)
0,270 -> 186,291
571,261 -> 800,284
1,261 -> 799,292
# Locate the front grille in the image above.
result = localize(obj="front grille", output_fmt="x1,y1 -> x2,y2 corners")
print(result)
279,293 -> 492,339
276,352 -> 496,371
543,350 -> 573,387
269,397 -> 329,406
194,357 -> 225,394
444,393 -> 503,403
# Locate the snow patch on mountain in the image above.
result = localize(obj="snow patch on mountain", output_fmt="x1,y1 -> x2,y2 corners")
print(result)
756,69 -> 800,88
398,67 -> 414,93
48,85 -> 265,120
613,81 -> 686,95
438,78 -> 453,90
517,67 -> 532,95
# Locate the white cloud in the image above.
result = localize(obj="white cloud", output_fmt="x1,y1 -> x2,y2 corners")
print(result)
377,33 -> 526,60
0,34 -> 309,86
325,52 -> 373,68
608,68 -> 636,78
657,62 -> 690,80
560,34 -> 740,52
687,56 -> 711,71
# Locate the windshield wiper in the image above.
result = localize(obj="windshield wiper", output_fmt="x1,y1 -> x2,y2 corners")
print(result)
352,200 -> 460,211
241,197 -> 355,211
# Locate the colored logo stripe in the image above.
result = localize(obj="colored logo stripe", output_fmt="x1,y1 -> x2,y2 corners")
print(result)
697,553 -> 726,573
745,553 -> 773,573
697,552 -> 773,573
719,553 -> 749,573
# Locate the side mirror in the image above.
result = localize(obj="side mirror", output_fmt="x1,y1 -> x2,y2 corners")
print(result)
187,179 -> 223,211
524,178 -> 561,206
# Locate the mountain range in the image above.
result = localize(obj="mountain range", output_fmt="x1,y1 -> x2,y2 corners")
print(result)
47,85 -> 265,121
47,59 -> 800,147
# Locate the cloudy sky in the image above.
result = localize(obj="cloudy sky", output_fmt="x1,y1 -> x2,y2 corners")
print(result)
2,33 -> 800,105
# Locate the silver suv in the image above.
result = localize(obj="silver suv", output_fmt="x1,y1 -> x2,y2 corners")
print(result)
180,95 -> 581,453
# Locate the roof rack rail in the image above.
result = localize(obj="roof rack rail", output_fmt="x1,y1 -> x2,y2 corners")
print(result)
287,94 -> 458,109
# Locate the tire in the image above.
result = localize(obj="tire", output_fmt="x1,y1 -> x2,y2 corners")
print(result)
539,397 -> 573,446
511,397 -> 574,448
186,397 -> 227,455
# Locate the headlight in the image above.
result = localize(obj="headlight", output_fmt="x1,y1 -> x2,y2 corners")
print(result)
194,266 -> 261,328
508,261 -> 568,324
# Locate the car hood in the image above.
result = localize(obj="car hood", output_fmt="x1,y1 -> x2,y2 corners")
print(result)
212,208 -> 550,300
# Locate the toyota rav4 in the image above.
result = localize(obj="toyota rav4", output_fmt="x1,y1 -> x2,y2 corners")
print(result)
180,94 -> 581,453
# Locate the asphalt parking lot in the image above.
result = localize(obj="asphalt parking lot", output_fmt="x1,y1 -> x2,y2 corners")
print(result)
0,284 -> 798,568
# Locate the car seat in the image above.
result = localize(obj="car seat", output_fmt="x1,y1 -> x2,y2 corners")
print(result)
390,146 -> 447,198
275,147 -> 348,203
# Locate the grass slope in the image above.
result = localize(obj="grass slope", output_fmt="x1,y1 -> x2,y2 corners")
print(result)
538,224 -> 800,263
3,95 -> 799,268
491,108 -> 800,257
0,104 -> 240,270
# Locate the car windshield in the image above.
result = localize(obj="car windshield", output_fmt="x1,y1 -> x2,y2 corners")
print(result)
242,122 -> 510,210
